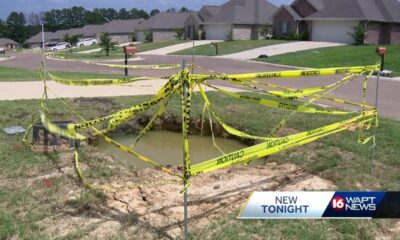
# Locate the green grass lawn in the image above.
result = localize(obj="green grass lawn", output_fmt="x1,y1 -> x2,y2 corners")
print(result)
72,45 -> 101,52
0,91 -> 399,239
53,40 -> 188,60
170,39 -> 289,56
255,44 -> 400,76
0,66 -> 126,81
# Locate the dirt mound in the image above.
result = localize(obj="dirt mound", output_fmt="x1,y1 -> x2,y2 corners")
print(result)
105,163 -> 335,239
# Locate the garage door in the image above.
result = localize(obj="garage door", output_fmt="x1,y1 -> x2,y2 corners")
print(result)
136,31 -> 146,42
312,20 -> 359,44
205,24 -> 232,40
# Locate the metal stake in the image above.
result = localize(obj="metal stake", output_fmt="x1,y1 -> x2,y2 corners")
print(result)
371,51 -> 385,174
182,60 -> 189,240
124,52 -> 129,76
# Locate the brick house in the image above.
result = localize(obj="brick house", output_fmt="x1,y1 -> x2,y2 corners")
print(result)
0,38 -> 18,50
206,0 -> 278,40
26,19 -> 144,47
135,12 -> 192,42
272,0 -> 400,44
186,0 -> 278,41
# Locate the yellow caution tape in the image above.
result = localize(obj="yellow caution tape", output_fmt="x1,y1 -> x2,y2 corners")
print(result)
40,99 -> 182,178
237,76 -> 375,109
46,53 -> 181,70
193,65 -> 380,81
40,104 -> 86,140
221,77 -> 327,99
199,83 -> 277,141
190,110 -> 376,176
84,61 -> 181,70
66,75 -> 179,135
48,72 -> 157,86
130,92 -> 174,148
268,73 -> 363,137
179,69 -> 193,186
202,83 -> 350,115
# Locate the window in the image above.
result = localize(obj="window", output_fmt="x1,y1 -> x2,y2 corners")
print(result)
281,22 -> 288,35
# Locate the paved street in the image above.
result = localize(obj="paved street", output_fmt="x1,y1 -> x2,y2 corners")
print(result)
1,52 -> 399,120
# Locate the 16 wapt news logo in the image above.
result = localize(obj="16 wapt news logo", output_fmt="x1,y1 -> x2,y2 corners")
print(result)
238,192 -> 400,219
331,195 -> 376,211
323,192 -> 386,218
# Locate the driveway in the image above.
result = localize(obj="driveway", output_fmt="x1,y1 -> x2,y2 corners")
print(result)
139,40 -> 222,55
218,41 -> 345,60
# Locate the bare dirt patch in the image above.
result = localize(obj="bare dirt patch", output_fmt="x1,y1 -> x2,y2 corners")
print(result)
32,158 -> 335,239
104,162 -> 335,239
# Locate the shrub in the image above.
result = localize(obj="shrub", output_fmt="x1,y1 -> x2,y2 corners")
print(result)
348,25 -> 366,45
201,31 -> 206,40
225,30 -> 233,41
145,31 -> 153,42
258,24 -> 272,39
286,32 -> 309,41
193,31 -> 200,40
130,32 -> 136,42
175,28 -> 186,40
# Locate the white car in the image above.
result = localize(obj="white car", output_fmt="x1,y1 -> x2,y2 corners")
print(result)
77,38 -> 98,48
51,42 -> 71,52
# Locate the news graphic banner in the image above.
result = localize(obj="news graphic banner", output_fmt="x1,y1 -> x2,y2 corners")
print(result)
238,192 -> 400,219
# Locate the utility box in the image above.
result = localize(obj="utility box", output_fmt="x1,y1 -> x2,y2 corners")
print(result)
32,121 -> 79,152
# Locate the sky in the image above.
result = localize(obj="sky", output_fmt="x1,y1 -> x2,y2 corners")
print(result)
0,0 -> 293,19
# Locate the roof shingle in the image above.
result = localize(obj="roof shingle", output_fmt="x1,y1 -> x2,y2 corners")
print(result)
205,0 -> 278,25
0,38 -> 17,45
137,12 -> 192,30
305,0 -> 400,23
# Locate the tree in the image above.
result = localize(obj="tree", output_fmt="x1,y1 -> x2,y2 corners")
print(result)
137,9 -> 150,19
0,19 -> 6,38
63,33 -> 83,52
167,8 -> 177,13
85,9 -> 107,25
180,7 -> 190,12
44,10 -> 59,31
99,32 -> 117,56
150,9 -> 160,16
118,8 -> 131,19
6,12 -> 28,44
27,12 -> 42,26
104,8 -> 118,22
130,8 -> 149,19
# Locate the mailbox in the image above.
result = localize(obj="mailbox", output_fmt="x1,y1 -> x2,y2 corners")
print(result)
211,42 -> 219,47
376,47 -> 387,56
124,46 -> 138,56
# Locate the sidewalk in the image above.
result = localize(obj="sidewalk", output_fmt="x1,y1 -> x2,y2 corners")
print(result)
0,80 -> 241,100
218,41 -> 345,60
139,40 -> 222,55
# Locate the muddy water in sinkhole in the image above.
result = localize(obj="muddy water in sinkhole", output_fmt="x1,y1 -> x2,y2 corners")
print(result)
98,131 -> 264,169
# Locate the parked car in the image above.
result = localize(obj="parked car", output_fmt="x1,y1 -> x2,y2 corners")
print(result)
50,42 -> 71,52
43,42 -> 56,51
77,38 -> 98,48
